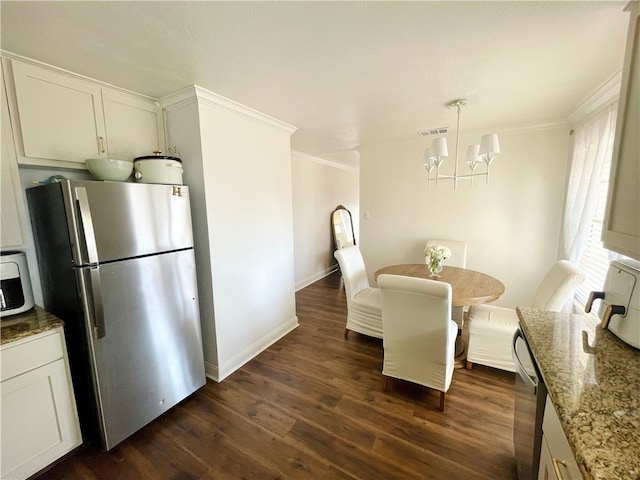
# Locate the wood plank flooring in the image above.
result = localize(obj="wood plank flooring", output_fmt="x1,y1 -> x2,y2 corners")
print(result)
38,272 -> 518,480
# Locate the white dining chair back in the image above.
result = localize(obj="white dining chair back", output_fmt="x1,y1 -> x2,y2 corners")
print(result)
378,274 -> 457,411
425,239 -> 467,268
531,260 -> 586,311
425,238 -> 467,329
334,246 -> 383,339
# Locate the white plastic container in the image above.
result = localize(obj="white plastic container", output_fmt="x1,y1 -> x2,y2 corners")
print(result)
133,152 -> 183,185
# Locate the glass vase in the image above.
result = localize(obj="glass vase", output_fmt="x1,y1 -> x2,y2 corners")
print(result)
428,259 -> 443,278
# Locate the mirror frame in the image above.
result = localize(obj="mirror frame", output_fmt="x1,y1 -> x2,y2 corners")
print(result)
331,204 -> 356,250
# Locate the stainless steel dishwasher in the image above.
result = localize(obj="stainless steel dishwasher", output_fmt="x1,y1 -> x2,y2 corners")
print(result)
512,329 -> 547,480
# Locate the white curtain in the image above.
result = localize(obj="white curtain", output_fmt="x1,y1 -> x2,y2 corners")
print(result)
562,102 -> 617,264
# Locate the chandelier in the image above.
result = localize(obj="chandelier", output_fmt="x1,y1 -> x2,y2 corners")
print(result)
422,99 -> 500,189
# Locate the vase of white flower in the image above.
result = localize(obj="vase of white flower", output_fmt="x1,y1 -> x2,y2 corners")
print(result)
424,245 -> 452,278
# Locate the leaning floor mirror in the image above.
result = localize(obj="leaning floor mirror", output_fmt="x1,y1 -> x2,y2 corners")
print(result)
331,205 -> 356,250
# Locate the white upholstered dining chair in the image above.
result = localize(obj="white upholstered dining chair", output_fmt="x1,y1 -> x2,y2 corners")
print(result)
334,246 -> 383,339
378,274 -> 457,411
466,260 -> 585,372
425,238 -> 467,329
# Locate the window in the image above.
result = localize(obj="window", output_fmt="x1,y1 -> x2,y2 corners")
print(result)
562,101 -> 618,309
574,160 -> 615,306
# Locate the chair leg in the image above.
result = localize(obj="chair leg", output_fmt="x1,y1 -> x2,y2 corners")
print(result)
344,328 -> 350,339
466,361 -> 473,370
439,391 -> 446,412
382,375 -> 389,392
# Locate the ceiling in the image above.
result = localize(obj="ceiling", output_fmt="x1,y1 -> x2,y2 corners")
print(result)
0,1 -> 629,164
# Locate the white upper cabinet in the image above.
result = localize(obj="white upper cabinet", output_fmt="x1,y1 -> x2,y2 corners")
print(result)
102,89 -> 165,160
1,65 -> 26,248
602,2 -> 640,260
6,56 -> 165,168
11,59 -> 107,165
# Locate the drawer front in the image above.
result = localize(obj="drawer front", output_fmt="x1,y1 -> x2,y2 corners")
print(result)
1,330 -> 64,381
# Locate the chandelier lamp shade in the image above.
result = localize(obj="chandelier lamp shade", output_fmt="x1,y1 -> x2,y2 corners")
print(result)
422,99 -> 500,189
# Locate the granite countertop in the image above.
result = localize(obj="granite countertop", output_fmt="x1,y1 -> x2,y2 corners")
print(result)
1,306 -> 64,345
517,307 -> 640,480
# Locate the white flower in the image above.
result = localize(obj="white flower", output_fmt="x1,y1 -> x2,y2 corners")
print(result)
424,245 -> 452,261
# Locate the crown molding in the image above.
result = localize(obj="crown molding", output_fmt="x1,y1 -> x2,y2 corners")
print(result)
291,150 -> 357,170
158,85 -> 199,109
567,71 -> 621,126
356,119 -> 568,152
160,84 -> 297,136
496,120 -> 569,136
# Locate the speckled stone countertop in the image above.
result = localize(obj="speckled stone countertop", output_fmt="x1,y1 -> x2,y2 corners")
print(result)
517,307 -> 640,480
1,306 -> 64,345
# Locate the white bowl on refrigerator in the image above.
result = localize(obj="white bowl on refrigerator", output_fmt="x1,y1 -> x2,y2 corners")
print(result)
85,158 -> 133,182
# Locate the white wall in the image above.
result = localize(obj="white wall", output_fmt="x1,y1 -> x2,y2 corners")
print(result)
291,151 -> 359,291
161,86 -> 298,381
359,124 -> 571,307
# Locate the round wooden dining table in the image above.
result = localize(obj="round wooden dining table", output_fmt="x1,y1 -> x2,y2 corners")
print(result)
374,264 -> 505,367
373,264 -> 505,307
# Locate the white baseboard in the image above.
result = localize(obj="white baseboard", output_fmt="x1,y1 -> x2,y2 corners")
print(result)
204,362 -> 219,382
295,264 -> 338,291
205,316 -> 299,383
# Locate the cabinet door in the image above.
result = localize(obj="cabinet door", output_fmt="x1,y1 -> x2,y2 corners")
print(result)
102,88 -> 165,161
11,59 -> 107,164
539,434 -> 580,480
538,435 -> 556,480
602,3 -> 639,260
541,398 -> 582,480
0,358 -> 82,480
1,66 -> 25,247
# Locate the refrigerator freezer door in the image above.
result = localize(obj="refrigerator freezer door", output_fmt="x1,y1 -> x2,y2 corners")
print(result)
63,180 -> 194,265
78,249 -> 205,449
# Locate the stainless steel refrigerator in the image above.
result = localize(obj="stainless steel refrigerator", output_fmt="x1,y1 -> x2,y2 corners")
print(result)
27,180 -> 205,450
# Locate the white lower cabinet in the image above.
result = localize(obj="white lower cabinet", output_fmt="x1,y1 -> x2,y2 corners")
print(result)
0,328 -> 82,480
538,396 -> 582,480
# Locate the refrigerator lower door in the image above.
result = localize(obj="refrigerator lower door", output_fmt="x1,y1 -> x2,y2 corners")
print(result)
78,249 -> 205,450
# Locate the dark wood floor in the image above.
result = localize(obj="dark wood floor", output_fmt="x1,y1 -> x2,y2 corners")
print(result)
39,272 -> 518,480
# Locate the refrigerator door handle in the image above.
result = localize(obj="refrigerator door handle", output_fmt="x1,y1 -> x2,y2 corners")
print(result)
89,266 -> 106,338
75,187 -> 100,265
76,186 -> 106,338
78,266 -> 107,339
